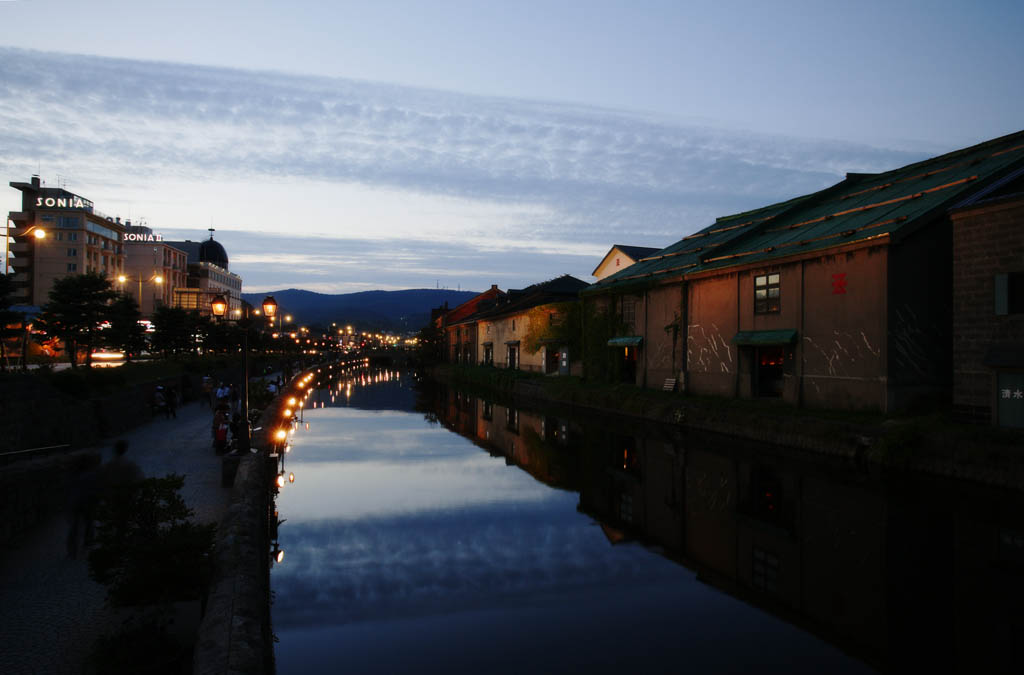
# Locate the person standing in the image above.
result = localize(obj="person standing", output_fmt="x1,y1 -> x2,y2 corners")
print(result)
229,384 -> 240,416
212,404 -> 230,454
165,385 -> 178,419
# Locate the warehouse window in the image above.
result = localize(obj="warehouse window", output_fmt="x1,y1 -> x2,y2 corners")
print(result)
755,273 -> 781,313
995,273 -> 1024,315
621,297 -> 636,328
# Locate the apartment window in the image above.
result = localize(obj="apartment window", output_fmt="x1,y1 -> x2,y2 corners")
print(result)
55,232 -> 64,241
68,232 -> 78,241
755,273 -> 781,313
67,248 -> 77,257
66,263 -> 77,272
58,216 -> 80,228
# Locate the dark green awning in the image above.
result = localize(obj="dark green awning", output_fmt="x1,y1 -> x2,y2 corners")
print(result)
731,330 -> 797,346
607,336 -> 643,347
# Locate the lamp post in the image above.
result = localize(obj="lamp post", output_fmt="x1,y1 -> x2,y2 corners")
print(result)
117,272 -> 164,315
212,294 -> 250,453
3,222 -> 46,276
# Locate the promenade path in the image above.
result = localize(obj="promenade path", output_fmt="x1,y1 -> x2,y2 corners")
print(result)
0,397 -> 232,674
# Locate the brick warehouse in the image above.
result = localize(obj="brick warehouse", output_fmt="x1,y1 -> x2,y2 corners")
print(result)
585,130 -> 1024,413
951,174 -> 1024,428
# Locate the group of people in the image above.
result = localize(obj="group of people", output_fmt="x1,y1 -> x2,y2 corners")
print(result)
205,377 -> 243,454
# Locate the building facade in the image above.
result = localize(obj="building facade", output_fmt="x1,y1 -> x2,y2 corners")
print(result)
592,245 -> 660,281
585,130 -> 1024,413
164,232 -> 243,318
475,275 -> 588,374
950,178 -> 1024,428
6,176 -> 126,305
122,224 -> 188,317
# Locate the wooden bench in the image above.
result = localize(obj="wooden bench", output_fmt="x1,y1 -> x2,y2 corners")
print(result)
662,378 -> 677,392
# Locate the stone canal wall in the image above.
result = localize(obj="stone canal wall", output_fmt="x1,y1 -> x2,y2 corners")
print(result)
434,365 -> 1024,490
193,389 -> 288,675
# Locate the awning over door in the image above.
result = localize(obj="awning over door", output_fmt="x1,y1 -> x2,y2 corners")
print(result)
607,336 -> 643,347
731,330 -> 798,346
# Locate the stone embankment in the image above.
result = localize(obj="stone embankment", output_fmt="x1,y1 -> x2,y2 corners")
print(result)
193,386 -> 292,675
435,365 -> 1024,491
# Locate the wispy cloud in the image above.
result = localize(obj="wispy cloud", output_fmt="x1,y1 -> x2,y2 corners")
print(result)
0,47 -> 927,291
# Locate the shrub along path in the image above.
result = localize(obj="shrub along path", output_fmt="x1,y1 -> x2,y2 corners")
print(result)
0,396 -> 232,674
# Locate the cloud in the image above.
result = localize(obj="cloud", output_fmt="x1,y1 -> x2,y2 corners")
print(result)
271,502 -> 678,628
0,47 -> 929,291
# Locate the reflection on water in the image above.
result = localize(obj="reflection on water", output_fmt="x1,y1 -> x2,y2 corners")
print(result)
271,367 -> 1024,674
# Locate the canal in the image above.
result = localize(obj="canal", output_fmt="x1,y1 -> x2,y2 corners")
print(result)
270,365 -> 1024,674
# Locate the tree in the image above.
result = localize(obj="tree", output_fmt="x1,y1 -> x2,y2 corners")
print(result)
36,272 -> 117,369
105,293 -> 147,362
0,273 -> 22,371
151,305 -> 207,358
416,319 -> 445,364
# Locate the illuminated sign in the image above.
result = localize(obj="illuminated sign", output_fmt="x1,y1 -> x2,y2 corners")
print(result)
35,196 -> 92,209
124,233 -> 164,242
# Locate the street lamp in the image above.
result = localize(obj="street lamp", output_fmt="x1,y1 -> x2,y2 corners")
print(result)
211,294 -> 228,319
212,294 -> 250,453
3,222 -> 46,275
117,272 -> 164,313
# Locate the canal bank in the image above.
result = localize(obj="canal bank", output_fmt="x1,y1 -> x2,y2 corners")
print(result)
429,364 -> 1024,490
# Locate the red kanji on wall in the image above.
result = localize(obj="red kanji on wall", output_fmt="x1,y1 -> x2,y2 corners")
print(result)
832,273 -> 848,294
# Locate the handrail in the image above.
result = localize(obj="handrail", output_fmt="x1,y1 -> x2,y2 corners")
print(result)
0,444 -> 71,459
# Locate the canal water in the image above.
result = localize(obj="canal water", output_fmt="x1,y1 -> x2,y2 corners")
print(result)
271,365 -> 1024,674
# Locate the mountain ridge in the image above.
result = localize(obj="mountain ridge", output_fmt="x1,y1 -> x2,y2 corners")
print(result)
240,288 -> 479,332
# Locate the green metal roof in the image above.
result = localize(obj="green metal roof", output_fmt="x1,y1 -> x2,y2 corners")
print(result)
585,130 -> 1024,293
583,192 -> 812,294
732,330 -> 797,346
607,336 -> 643,347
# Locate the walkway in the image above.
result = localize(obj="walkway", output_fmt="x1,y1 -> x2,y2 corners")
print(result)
0,397 -> 233,674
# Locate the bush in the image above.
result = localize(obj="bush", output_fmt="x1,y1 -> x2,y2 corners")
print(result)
88,474 -> 216,607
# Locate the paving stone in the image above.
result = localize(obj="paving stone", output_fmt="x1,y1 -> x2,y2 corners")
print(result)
0,398 -> 233,673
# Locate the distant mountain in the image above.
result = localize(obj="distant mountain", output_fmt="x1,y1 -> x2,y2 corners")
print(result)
240,288 -> 478,333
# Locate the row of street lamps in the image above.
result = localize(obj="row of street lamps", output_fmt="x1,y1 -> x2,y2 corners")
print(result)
209,294 -> 280,453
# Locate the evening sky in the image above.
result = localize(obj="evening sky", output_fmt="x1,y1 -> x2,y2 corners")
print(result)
1,1 -> 1020,293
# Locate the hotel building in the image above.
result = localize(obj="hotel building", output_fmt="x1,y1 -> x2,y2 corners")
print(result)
164,231 -> 244,317
122,223 -> 189,317
6,176 -> 126,306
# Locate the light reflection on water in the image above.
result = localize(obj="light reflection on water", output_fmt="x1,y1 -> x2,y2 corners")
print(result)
271,369 -> 871,674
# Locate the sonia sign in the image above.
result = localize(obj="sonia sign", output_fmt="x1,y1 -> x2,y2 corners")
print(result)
35,196 -> 93,209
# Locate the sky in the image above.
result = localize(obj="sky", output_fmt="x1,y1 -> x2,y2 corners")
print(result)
2,0 -> 1021,294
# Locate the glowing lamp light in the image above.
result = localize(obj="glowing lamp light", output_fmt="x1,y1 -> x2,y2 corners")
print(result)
33,228 -> 47,239
282,408 -> 292,417
288,472 -> 295,483
287,397 -> 297,406
275,429 -> 288,441
275,549 -> 285,564
275,474 -> 286,488
262,295 -> 277,318
117,274 -> 127,283
210,294 -> 228,317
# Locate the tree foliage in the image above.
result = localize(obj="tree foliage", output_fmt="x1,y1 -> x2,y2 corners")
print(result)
416,318 -> 445,364
0,273 -> 23,370
105,293 -> 147,362
88,474 -> 216,607
151,306 -> 204,358
36,272 -> 118,368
